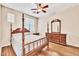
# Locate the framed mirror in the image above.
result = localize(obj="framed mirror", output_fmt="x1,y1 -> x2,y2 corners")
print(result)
51,19 -> 61,33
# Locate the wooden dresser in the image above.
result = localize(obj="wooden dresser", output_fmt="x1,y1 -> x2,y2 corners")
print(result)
46,32 -> 66,46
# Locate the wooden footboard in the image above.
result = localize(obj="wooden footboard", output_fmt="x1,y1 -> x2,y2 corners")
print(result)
24,37 -> 48,56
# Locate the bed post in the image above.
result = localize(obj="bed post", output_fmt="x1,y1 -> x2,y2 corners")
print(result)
10,24 -> 12,46
46,23 -> 49,50
22,13 -> 25,56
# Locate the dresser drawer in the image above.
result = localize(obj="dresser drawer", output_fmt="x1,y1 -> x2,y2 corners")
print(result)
46,33 -> 66,45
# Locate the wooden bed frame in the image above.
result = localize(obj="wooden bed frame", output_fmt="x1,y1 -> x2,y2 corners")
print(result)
11,14 -> 49,56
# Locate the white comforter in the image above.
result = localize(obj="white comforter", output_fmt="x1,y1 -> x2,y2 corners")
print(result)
12,33 -> 45,56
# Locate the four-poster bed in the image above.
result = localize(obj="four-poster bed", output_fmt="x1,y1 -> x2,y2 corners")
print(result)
11,14 -> 48,56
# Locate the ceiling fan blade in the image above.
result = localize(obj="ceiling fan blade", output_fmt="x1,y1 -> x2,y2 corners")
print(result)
31,9 -> 37,10
42,5 -> 48,8
42,10 -> 46,13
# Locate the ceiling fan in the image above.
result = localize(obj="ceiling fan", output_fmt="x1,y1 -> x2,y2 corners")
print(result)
31,4 -> 48,14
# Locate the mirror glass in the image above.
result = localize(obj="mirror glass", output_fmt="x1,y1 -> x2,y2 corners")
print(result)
52,22 -> 59,32
51,19 -> 61,33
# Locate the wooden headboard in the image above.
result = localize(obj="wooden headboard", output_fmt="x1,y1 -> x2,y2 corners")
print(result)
12,28 -> 30,34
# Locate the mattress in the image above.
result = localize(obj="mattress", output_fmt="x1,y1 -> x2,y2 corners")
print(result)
12,33 -> 45,56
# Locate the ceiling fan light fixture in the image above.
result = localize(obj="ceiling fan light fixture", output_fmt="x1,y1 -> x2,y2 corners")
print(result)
31,3 -> 48,14
37,9 -> 42,12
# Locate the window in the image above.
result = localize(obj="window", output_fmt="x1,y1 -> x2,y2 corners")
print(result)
24,18 -> 35,33
7,13 -> 15,23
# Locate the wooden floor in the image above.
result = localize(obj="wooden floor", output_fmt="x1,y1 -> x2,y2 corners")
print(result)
1,42 -> 79,56
49,43 -> 79,56
1,45 -> 16,56
36,42 -> 79,56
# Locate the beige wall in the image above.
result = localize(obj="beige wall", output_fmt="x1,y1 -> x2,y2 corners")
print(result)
38,17 -> 48,36
1,6 -> 22,47
38,5 -> 79,47
0,5 -> 2,55
0,5 -> 1,46
0,5 -> 22,55
52,5 -> 79,47
0,5 -> 38,47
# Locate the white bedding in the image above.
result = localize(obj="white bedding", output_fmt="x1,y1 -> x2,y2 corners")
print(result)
12,33 -> 45,56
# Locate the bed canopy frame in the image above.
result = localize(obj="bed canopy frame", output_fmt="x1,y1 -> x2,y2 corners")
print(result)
11,13 -> 48,56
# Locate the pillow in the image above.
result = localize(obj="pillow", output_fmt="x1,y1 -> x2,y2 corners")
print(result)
25,32 -> 30,35
25,32 -> 33,35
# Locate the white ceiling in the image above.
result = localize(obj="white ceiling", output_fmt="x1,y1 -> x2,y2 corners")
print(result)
1,3 -> 79,18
